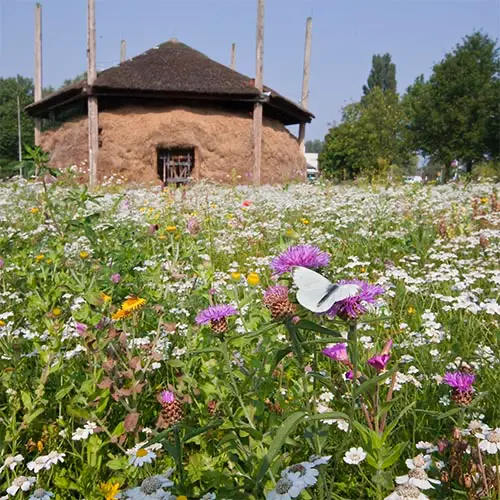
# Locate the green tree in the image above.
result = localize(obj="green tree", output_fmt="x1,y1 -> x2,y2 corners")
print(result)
0,76 -> 35,160
62,72 -> 87,88
405,32 -> 500,180
320,88 -> 410,181
305,139 -> 324,153
363,53 -> 397,95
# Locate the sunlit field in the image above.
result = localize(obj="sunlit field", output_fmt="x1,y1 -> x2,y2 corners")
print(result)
0,178 -> 499,500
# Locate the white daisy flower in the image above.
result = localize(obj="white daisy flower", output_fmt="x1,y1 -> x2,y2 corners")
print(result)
405,454 -> 431,470
6,476 -> 36,496
415,441 -> 438,453
201,494 -> 216,500
29,489 -> 54,500
27,456 -> 50,473
266,476 -> 304,500
395,468 -> 440,490
127,446 -> 157,467
385,484 -> 429,499
72,421 -> 97,441
478,428 -> 500,454
343,447 -> 367,465
0,454 -> 24,472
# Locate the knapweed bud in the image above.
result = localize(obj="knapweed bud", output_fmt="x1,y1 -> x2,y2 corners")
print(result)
158,390 -> 183,428
187,217 -> 201,235
111,273 -> 121,284
263,285 -> 296,320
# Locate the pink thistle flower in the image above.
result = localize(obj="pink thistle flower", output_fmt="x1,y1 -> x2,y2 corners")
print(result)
270,245 -> 330,275
326,280 -> 384,320
110,273 -> 121,284
443,372 -> 475,393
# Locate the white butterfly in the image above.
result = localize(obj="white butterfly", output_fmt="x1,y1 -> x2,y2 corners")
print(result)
292,266 -> 360,313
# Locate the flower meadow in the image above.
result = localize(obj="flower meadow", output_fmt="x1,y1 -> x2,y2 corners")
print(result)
0,176 -> 499,499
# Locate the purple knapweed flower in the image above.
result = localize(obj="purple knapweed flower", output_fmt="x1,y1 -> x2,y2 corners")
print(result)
160,390 -> 175,404
270,245 -> 330,275
263,285 -> 289,302
322,343 -> 349,364
195,304 -> 238,325
443,372 -> 476,393
111,273 -> 121,284
187,217 -> 201,235
0,258 -> 4,269
327,280 -> 384,320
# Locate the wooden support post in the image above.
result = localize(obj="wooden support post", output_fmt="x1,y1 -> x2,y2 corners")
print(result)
17,95 -> 22,164
231,43 -> 236,70
120,39 -> 126,63
298,16 -> 312,154
87,0 -> 98,188
252,0 -> 264,186
34,2 -> 42,146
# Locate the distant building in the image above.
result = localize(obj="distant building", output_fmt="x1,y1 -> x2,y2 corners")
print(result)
26,39 -> 314,185
304,152 -> 319,180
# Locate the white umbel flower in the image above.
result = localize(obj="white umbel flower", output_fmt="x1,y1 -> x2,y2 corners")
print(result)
343,447 -> 367,465
282,462 -> 318,488
395,468 -> 440,490
405,454 -> 431,470
478,428 -> 500,454
0,454 -> 24,472
29,489 -> 54,500
72,421 -> 97,441
385,485 -> 430,499
6,476 -> 36,496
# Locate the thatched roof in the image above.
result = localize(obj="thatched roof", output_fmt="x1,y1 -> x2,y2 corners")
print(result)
26,39 -> 313,125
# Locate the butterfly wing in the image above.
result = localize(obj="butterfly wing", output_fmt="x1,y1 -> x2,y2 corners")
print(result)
292,267 -> 360,313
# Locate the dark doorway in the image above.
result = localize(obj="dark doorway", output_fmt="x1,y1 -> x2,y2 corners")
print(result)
157,147 -> 194,185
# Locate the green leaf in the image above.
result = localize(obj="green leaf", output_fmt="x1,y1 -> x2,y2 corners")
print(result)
354,365 -> 398,398
380,441 -> 407,469
21,391 -> 33,411
294,319 -> 341,337
306,411 -> 349,422
255,411 -> 307,484
55,384 -> 74,401
382,401 -> 416,443
183,419 -> 223,443
106,456 -> 128,471
25,407 -> 45,424
112,421 -> 125,437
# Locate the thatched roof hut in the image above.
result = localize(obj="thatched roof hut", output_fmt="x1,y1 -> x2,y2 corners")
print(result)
27,39 -> 314,185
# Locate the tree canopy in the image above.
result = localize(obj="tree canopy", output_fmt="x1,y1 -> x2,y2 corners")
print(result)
404,32 -> 499,178
363,53 -> 397,95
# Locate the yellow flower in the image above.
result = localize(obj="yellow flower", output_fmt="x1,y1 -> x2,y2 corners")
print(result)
0,320 -> 5,327
247,272 -> 260,286
285,229 -> 299,239
360,267 -> 366,273
52,308 -> 62,317
100,292 -> 112,303
166,225 -> 177,232
99,482 -> 120,500
408,306 -> 416,314
230,272 -> 241,281
111,308 -> 131,321
46,259 -> 53,265
37,440 -> 44,452
35,254 -> 45,262
158,235 -> 167,240
79,251 -> 89,259
177,496 -> 188,500
30,207 -> 39,214
300,218 -> 310,225
121,297 -> 146,312
480,197 -> 489,204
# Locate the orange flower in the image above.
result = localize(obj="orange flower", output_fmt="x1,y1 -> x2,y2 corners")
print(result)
111,309 -> 131,321
121,297 -> 146,312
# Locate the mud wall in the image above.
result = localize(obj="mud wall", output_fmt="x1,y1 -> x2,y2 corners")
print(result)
40,105 -> 306,185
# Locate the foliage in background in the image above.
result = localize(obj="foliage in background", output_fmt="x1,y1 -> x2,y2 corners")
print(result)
404,32 -> 500,180
305,139 -> 324,154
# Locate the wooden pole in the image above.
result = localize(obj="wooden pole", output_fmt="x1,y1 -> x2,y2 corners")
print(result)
252,0 -> 264,186
17,95 -> 22,164
298,16 -> 312,154
120,39 -> 126,63
34,2 -> 42,146
87,0 -> 98,188
231,42 -> 236,70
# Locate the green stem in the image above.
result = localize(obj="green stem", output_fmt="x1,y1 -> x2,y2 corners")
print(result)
220,340 -> 255,429
347,321 -> 359,421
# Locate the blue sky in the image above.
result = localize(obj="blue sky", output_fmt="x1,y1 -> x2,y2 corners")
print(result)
1,0 -> 498,140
